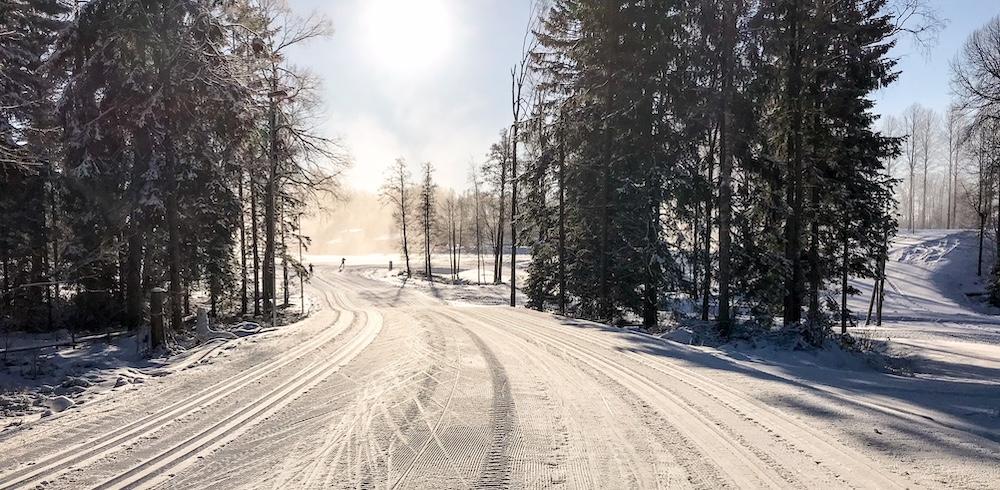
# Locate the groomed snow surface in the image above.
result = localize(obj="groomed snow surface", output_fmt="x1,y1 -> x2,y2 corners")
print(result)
0,230 -> 997,488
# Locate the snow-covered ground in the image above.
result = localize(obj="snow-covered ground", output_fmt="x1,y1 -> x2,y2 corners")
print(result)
0,296 -> 312,428
359,231 -> 1000,457
0,231 -> 997,489
304,246 -> 532,308
0,332 -> 165,423
846,230 -> 1000,385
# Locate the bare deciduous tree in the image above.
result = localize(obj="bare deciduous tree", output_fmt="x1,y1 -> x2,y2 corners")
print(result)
952,16 -> 1000,123
418,162 -> 436,281
380,158 -> 413,277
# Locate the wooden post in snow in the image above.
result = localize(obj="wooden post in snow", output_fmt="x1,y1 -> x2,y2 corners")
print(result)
150,288 -> 166,351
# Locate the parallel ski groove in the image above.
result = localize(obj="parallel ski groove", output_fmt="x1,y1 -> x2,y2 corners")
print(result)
93,310 -> 382,489
0,292 -> 353,490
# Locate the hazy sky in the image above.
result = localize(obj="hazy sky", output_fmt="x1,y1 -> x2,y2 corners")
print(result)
285,0 -> 1000,193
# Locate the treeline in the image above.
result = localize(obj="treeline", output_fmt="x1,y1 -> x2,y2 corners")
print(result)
883,103 -> 993,233
951,16 -> 1000,303
512,0 -> 908,341
381,157 -> 502,285
373,2 -> 951,343
437,0 -> 956,343
0,0 -> 342,333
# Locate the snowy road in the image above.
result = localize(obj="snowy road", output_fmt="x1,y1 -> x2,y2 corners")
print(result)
1,258 -> 998,488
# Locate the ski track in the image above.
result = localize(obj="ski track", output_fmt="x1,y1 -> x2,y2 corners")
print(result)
467,308 -> 909,489
1,237 -> 997,489
0,296 -> 358,490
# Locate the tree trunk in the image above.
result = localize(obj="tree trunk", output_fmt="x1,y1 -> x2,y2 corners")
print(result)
474,178 -> 484,285
909,166 -> 915,233
494,153 -> 507,284
298,215 -> 305,314
643,171 -> 661,330
717,1 -> 735,334
922,154 -> 928,229
701,129 -> 717,321
783,0 -> 804,326
457,203 -> 464,281
692,204 -> 700,300
251,172 -> 260,316
598,84 -> 613,321
808,183 -> 820,322
978,213 -> 985,276
424,185 -> 432,281
48,178 -> 59,329
124,127 -> 150,330
953,154 -> 960,226
401,185 -> 412,277
865,274 -> 877,326
263,67 -> 279,316
281,200 -> 289,306
239,172 -> 248,315
841,236 -> 849,334
558,113 -> 567,316
164,130 -> 182,330
947,138 -> 953,229
599,139 -> 611,320
510,122 -> 519,307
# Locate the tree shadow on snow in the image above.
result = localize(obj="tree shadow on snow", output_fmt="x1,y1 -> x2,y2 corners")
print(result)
543,315 -> 1000,464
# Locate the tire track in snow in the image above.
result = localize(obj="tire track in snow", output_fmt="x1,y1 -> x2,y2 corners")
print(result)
463,327 -> 516,489
481,308 -> 915,489
474,310 -> 802,489
389,311 -> 518,489
451,309 -> 725,489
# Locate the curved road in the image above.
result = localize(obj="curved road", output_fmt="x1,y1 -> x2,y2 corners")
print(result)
0,266 -> 997,488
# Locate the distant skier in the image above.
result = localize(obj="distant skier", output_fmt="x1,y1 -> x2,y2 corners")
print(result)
389,260 -> 393,271
339,257 -> 346,272
309,263 -> 313,275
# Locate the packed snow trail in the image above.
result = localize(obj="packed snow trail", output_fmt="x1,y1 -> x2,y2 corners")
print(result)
0,237 -> 998,488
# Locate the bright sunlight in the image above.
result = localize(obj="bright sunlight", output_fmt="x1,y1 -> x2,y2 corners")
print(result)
361,0 -> 454,75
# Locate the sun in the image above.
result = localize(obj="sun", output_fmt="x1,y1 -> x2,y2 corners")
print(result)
361,0 -> 454,75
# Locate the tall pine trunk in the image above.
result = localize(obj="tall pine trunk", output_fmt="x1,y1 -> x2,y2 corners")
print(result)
251,172 -> 261,316
282,203 -> 289,306
701,130 -> 716,321
263,67 -> 279,317
239,172 -> 248,315
164,130 -> 182,330
557,112 -> 567,316
717,1 -> 735,334
783,0 -> 805,326
125,127 -> 150,329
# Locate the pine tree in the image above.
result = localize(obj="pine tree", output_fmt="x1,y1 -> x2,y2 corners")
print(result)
0,0 -> 67,330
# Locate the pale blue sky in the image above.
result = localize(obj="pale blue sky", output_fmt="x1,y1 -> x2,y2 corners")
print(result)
286,0 -> 1000,192
874,0 -> 1000,117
